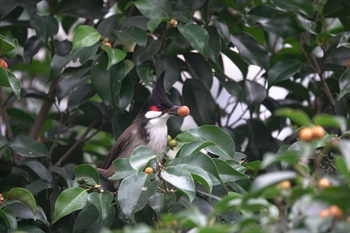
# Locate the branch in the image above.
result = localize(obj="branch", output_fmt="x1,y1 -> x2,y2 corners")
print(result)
55,118 -> 98,166
28,77 -> 59,139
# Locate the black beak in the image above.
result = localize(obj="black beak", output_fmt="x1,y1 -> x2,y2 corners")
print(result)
165,105 -> 180,116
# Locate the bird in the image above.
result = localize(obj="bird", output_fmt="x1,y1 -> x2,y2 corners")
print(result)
97,72 -> 181,189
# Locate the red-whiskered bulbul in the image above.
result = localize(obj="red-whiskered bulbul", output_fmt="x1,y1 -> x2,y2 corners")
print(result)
97,72 -> 181,189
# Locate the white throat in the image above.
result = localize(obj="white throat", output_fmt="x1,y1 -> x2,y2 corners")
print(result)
145,113 -> 171,159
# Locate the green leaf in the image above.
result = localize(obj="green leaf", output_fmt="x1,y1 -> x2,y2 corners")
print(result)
313,114 -> 347,133
133,38 -> 161,65
0,35 -> 18,56
53,187 -> 88,223
231,32 -> 269,70
221,80 -> 244,101
130,146 -> 156,171
250,171 -> 297,193
335,157 -> 350,179
337,68 -> 350,100
268,59 -> 301,87
109,158 -> 135,180
183,79 -> 217,126
87,191 -> 114,221
21,160 -> 53,182
162,167 -> 195,202
118,172 -> 158,219
0,208 -> 17,231
338,140 -> 350,171
74,164 -> 100,185
244,80 -> 267,111
274,0 -> 314,17
213,159 -> 249,183
169,152 -> 222,185
173,164 -> 213,193
248,5 -> 302,38
72,25 -> 101,51
116,27 -> 147,46
184,52 -> 213,90
274,107 -> 312,127
4,188 -> 37,220
101,45 -> 127,70
72,204 -> 100,233
9,135 -> 50,158
177,125 -> 235,158
0,67 -> 10,87
134,0 -> 172,20
178,24 -> 209,57
29,15 -> 59,43
179,141 -> 215,157
0,68 -> 21,98
260,151 -> 299,169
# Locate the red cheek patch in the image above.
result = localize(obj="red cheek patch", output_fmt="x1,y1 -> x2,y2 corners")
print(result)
150,105 -> 160,111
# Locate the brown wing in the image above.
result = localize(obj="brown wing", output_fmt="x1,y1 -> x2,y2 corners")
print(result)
99,124 -> 138,169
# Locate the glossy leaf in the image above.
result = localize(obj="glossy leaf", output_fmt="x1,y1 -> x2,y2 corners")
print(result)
313,114 -> 347,133
0,68 -> 21,98
174,164 -> 213,193
9,135 -> 49,158
170,152 -> 222,185
0,208 -> 17,231
250,171 -> 297,193
53,187 -> 88,223
29,15 -> 59,43
134,0 -> 172,20
101,45 -> 127,70
178,24 -> 209,56
109,158 -> 135,180
130,146 -> 156,171
4,188 -> 37,220
274,0 -> 314,17
118,172 -> 158,219
268,59 -> 301,87
274,107 -> 312,127
87,191 -> 114,221
74,164 -> 100,185
184,52 -> 213,90
21,160 -> 53,182
337,68 -> 350,100
72,204 -> 100,233
179,141 -> 215,157
177,125 -> 235,158
133,38 -> 161,65
23,36 -> 42,63
162,167 -> 195,202
183,79 -> 217,125
231,32 -> 269,70
72,25 -> 101,51
244,80 -> 267,110
116,27 -> 147,46
0,35 -> 18,55
213,159 -> 249,183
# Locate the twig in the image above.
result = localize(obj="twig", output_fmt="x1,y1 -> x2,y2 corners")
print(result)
55,118 -> 98,166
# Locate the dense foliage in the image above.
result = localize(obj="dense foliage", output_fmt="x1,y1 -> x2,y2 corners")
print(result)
0,0 -> 349,232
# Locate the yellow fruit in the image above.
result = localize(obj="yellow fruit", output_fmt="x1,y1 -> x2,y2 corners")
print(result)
167,135 -> 172,142
318,178 -> 331,189
0,58 -> 8,69
170,19 -> 178,26
277,180 -> 291,189
320,209 -> 331,218
299,127 -> 313,142
177,106 -> 190,117
312,126 -> 325,139
168,139 -> 177,147
329,205 -> 343,219
144,167 -> 153,174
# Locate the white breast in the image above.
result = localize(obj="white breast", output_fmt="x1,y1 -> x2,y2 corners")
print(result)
145,113 -> 171,160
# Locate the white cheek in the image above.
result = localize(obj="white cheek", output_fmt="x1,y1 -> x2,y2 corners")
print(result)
145,111 -> 163,119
